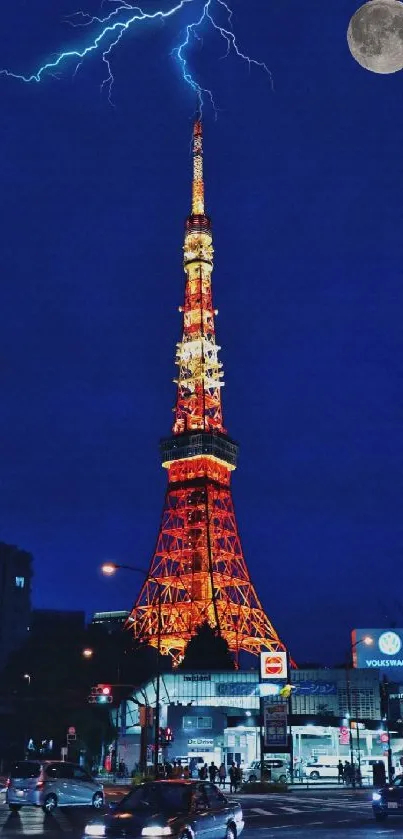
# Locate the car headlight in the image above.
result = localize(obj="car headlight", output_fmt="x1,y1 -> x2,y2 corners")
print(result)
372,793 -> 382,802
141,829 -> 172,837
85,825 -> 106,837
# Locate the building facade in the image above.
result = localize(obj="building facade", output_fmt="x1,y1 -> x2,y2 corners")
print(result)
91,611 -> 130,633
0,543 -> 32,671
116,668 -> 400,775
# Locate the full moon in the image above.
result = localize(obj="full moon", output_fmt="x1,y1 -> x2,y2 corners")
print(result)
347,0 -> 403,73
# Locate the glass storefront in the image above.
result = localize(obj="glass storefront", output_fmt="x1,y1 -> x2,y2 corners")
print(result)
120,667 -> 403,778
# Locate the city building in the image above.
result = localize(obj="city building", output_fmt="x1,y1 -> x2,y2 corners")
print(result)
126,120 -> 285,665
0,542 -> 32,671
116,667 -> 399,775
91,611 -> 130,634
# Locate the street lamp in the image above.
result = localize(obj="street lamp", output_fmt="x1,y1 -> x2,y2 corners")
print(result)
101,562 -> 162,780
82,648 -> 94,659
101,563 -> 117,576
23,674 -> 31,686
346,636 -> 373,785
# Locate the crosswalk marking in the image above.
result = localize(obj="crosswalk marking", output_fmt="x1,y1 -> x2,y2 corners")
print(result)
248,795 -> 370,811
280,807 -> 303,814
0,808 -> 75,835
20,811 -> 46,835
251,808 -> 275,816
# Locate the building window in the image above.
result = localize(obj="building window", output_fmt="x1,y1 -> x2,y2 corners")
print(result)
15,577 -> 25,589
197,716 -> 212,730
183,716 -> 195,731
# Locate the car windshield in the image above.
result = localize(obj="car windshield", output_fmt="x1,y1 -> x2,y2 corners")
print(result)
120,784 -> 190,814
10,762 -> 40,779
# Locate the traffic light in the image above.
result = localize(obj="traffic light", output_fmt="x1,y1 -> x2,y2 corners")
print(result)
88,684 -> 113,704
159,727 -> 174,745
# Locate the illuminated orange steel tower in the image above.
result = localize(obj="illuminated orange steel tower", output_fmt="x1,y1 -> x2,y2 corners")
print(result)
127,120 -> 285,664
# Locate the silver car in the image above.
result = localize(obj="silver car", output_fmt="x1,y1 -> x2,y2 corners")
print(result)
6,760 -> 104,813
243,759 -> 289,784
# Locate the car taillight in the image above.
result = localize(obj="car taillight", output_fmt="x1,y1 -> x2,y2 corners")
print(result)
36,781 -> 44,790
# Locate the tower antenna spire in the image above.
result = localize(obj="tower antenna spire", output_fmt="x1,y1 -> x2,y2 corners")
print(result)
191,117 -> 204,216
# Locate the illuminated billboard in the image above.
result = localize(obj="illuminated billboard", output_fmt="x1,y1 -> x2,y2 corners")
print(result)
352,628 -> 403,669
260,651 -> 288,680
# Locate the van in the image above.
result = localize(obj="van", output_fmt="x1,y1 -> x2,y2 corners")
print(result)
6,761 -> 104,813
304,761 -> 339,780
243,759 -> 289,784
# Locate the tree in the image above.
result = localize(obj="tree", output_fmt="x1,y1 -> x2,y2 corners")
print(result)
179,621 -> 235,671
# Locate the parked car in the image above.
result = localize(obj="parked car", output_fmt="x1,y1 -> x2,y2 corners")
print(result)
304,761 -> 338,780
372,775 -> 403,820
83,780 -> 244,839
243,759 -> 289,784
6,760 -> 104,813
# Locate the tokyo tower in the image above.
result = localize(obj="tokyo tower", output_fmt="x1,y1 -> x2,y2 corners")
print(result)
127,120 -> 286,665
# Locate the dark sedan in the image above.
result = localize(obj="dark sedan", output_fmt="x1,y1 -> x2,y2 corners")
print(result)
84,780 -> 244,839
372,775 -> 403,820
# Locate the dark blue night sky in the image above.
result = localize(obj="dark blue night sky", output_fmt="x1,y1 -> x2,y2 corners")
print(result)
0,0 -> 401,664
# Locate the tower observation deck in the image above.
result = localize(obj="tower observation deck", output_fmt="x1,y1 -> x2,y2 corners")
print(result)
127,120 -> 286,665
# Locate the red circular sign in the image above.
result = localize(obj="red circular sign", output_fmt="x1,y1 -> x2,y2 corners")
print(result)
380,733 -> 389,743
265,655 -> 284,676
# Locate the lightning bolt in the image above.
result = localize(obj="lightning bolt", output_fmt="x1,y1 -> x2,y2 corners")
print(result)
0,0 -> 271,110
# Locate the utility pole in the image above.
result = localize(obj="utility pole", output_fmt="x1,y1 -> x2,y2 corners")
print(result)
287,651 -> 294,783
345,665 -> 355,787
346,635 -> 373,788
153,585 -> 162,779
114,703 -> 119,775
101,563 -> 163,779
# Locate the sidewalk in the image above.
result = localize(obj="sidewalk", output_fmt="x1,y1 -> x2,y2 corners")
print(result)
236,784 -> 371,797
288,781 -> 373,791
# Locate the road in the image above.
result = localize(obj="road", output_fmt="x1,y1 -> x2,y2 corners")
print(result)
0,786 -> 398,838
238,788 -> 387,837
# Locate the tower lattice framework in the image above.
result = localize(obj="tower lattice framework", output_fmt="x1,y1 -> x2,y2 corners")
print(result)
127,120 -> 285,665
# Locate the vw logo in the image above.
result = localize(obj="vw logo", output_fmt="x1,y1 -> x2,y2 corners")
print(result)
378,631 -> 402,656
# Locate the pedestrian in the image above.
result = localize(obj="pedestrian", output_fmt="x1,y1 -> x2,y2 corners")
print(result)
183,765 -> 190,779
338,760 -> 344,785
165,762 -> 173,778
234,763 -> 242,792
229,763 -> 236,794
356,766 -> 362,788
344,761 -> 351,786
208,762 -> 217,783
218,763 -> 226,789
